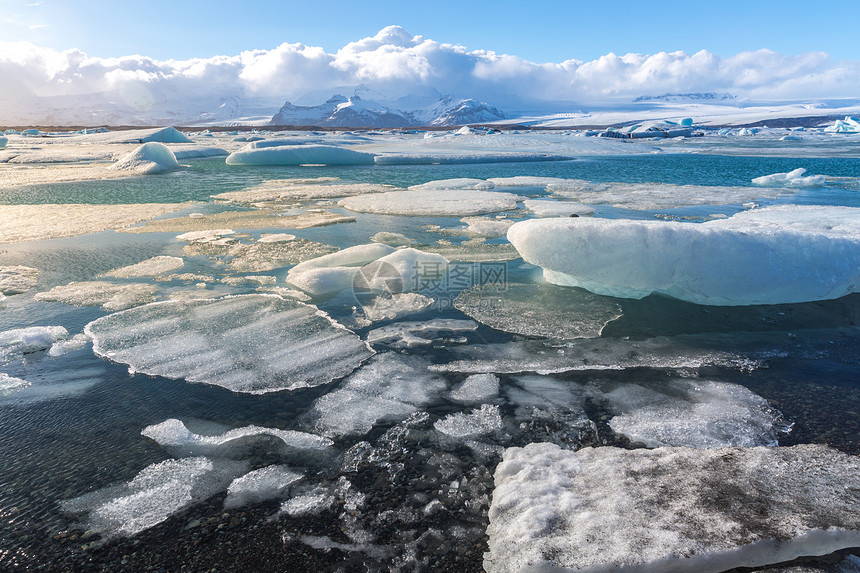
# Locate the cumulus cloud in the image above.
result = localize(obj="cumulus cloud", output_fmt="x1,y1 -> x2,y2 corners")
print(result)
1,25 -> 859,124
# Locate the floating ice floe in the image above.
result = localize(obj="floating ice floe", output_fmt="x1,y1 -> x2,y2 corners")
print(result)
110,142 -> 181,174
366,319 -> 478,348
546,179 -> 796,210
48,333 -> 91,356
224,465 -> 304,509
420,241 -> 520,262
488,176 -> 568,188
446,373 -> 500,405
360,293 -> 434,322
522,199 -> 595,217
307,353 -> 447,437
455,284 -> 622,340
141,418 -> 333,451
597,378 -> 789,448
508,205 -> 860,305
751,168 -> 826,188
339,189 -> 520,217
0,136 -> 7,148
35,281 -> 158,311
458,217 -> 516,238
103,256 -> 185,278
175,229 -> 235,242
62,457 -> 247,537
0,363 -> 103,404
213,181 -> 395,203
68,126 -> 192,144
0,265 -> 39,295
373,152 -> 567,165
0,203 -> 195,243
226,145 -> 375,166
370,231 -> 415,246
85,294 -> 373,394
123,208 -> 354,234
485,443 -> 860,573
0,325 -> 68,362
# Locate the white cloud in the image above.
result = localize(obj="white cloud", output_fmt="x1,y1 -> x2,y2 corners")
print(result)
1,25 -> 858,124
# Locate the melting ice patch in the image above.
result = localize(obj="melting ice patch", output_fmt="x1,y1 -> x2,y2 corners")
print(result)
522,199 -> 595,217
85,294 -> 373,394
366,319 -> 478,348
224,465 -> 303,509
546,179 -> 797,210
454,283 -> 622,340
103,256 -> 185,278
213,180 -> 395,203
339,189 -> 520,216
485,443 -> 860,573
434,404 -> 503,439
35,281 -> 158,311
226,145 -> 375,166
0,326 -> 68,362
110,142 -> 181,175
751,168 -> 826,188
0,265 -> 39,295
508,206 -> 860,305
307,353 -> 447,437
62,457 -> 247,538
446,373 -> 500,405
597,379 -> 789,448
141,418 -> 333,451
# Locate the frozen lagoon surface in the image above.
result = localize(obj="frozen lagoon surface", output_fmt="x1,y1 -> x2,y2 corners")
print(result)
1,127 -> 860,572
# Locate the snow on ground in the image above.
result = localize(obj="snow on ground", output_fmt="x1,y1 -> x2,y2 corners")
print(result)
508,205 -> 860,305
486,443 -> 860,573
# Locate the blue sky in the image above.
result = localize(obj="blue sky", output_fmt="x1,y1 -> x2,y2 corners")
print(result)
3,0 -> 858,62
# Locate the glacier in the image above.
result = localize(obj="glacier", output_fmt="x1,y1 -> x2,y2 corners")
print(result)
507,205 -> 860,305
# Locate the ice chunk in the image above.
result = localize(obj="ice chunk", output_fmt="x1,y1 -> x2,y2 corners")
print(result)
522,199 -> 595,217
0,265 -> 39,295
546,179 -> 796,210
374,151 -> 567,165
488,177 -> 568,188
486,443 -> 860,573
420,241 -> 520,262
103,256 -> 185,278
0,326 -> 68,361
752,168 -> 826,188
599,379 -> 788,448
85,294 -> 373,394
446,373 -> 500,404
35,281 -> 158,311
213,181 -> 394,203
454,284 -> 622,340
507,206 -> 860,305
824,116 -> 860,133
226,145 -> 375,166
0,203 -> 195,243
110,142 -> 181,175
308,353 -> 446,437
360,293 -> 433,322
224,465 -> 303,509
370,231 -> 415,246
124,209 -> 354,234
141,418 -> 333,451
339,189 -> 520,216
48,333 -> 91,356
257,233 -> 296,243
62,457 -> 246,537
459,217 -> 515,238
170,146 -> 228,160
286,243 -> 395,296
175,229 -> 235,242
435,404 -> 502,439
409,178 -> 495,191
367,319 -> 478,348
0,372 -> 31,395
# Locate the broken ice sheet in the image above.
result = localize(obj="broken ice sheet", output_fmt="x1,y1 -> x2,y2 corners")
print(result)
35,281 -> 158,311
224,465 -> 303,509
102,256 -> 185,278
306,353 -> 447,437
454,283 -> 622,340
141,418 -> 333,452
212,180 -> 397,203
485,443 -> 860,573
62,457 -> 247,538
596,378 -> 790,448
85,294 -> 373,394
339,189 -> 520,217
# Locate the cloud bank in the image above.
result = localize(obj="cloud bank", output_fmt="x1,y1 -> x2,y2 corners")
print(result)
1,25 -> 859,125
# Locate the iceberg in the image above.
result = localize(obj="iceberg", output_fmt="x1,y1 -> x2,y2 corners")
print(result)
485,443 -> 860,573
507,205 -> 860,305
339,189 -> 520,216
85,294 -> 373,394
225,145 -> 375,166
110,142 -> 181,175
751,168 -> 826,188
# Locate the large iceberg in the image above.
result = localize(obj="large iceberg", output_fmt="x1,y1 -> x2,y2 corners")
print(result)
225,144 -> 375,166
85,294 -> 373,393
485,443 -> 860,573
110,142 -> 181,174
507,205 -> 860,305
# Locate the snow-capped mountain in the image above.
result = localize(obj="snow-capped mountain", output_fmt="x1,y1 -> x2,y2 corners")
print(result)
270,89 -> 505,127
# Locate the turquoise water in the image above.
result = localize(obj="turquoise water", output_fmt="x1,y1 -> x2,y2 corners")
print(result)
1,149 -> 859,571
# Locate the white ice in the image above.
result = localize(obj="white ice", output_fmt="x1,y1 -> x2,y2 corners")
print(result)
0,372 -> 31,395
85,294 -> 373,394
434,404 -> 502,439
459,217 -> 515,238
110,142 -> 181,174
508,205 -> 860,305
366,318 -> 478,348
446,373 -> 500,405
141,418 -> 333,451
339,189 -> 520,216
224,465 -> 303,509
360,293 -> 433,322
0,325 -> 68,361
486,443 -> 860,573
225,145 -> 375,166
35,281 -> 158,311
0,265 -> 39,295
308,353 -> 446,437
103,256 -> 185,278
751,168 -> 826,188
62,457 -> 246,537
213,180 -> 394,202
523,199 -> 595,217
